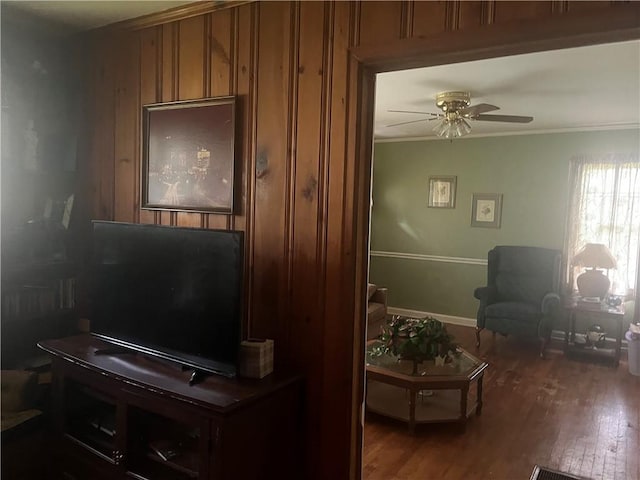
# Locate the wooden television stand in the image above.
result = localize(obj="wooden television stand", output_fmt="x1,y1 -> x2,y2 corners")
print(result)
39,334 -> 304,480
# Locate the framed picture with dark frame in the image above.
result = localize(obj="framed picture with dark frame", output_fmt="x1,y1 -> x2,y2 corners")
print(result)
141,96 -> 235,214
471,193 -> 503,228
428,176 -> 457,208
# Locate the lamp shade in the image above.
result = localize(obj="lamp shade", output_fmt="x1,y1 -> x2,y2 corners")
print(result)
573,243 -> 617,299
432,115 -> 471,139
572,243 -> 617,269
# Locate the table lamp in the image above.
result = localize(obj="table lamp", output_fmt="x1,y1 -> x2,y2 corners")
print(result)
572,243 -> 617,299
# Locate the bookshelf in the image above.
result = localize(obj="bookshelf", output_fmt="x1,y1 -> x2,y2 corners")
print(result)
1,261 -> 78,369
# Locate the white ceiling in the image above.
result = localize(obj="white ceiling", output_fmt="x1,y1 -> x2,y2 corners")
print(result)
2,1 -> 194,32
375,40 -> 640,141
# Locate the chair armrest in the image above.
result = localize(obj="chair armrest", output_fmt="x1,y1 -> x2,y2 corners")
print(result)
540,292 -> 561,315
474,286 -> 496,329
370,288 -> 388,308
474,286 -> 496,302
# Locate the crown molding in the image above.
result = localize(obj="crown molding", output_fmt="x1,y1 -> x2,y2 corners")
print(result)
374,123 -> 640,144
99,1 -> 253,32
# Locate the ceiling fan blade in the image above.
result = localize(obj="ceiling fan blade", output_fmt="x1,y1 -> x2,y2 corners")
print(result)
474,114 -> 533,123
385,118 -> 432,128
459,103 -> 500,117
388,110 -> 441,117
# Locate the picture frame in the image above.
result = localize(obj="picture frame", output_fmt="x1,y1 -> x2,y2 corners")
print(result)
428,176 -> 457,208
471,193 -> 503,228
141,97 -> 235,214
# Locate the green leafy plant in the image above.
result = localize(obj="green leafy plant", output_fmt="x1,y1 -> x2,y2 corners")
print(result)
377,315 -> 458,363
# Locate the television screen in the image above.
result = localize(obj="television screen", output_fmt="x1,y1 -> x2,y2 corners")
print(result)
90,221 -> 243,377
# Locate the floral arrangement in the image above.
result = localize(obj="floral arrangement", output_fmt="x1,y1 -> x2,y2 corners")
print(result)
374,315 -> 458,364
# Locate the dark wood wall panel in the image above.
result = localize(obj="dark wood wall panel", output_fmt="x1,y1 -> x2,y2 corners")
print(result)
138,28 -> 160,226
210,10 -> 233,98
79,2 -> 639,478
358,1 -> 403,45
176,16 -> 206,228
458,1 -> 485,29
234,3 -> 257,336
178,16 -> 205,102
88,37 -> 116,221
208,9 -> 234,231
113,33 -> 140,223
412,1 -> 449,36
159,23 -> 177,226
288,0 -> 327,458
320,2 -> 360,479
493,1 -> 554,23
566,1 -> 614,14
251,2 -> 292,344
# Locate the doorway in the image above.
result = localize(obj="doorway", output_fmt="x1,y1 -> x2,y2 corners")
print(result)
353,13 -> 640,480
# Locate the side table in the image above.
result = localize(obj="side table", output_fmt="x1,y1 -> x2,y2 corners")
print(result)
564,302 -> 625,366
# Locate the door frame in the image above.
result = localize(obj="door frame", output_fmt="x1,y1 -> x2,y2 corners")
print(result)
348,5 -> 640,478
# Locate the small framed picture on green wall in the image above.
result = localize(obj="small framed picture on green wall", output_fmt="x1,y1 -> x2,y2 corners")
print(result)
471,193 -> 503,228
428,176 -> 457,208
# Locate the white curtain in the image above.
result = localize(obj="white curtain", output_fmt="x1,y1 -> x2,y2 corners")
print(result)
565,153 -> 640,296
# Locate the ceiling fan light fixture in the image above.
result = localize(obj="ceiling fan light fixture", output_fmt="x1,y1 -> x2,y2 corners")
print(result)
389,90 -> 533,138
433,120 -> 450,137
455,118 -> 472,136
436,91 -> 470,111
434,116 -> 471,138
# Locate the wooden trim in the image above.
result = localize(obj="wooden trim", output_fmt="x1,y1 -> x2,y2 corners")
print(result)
446,0 -> 460,31
351,3 -> 640,479
350,60 -> 376,480
229,8 -> 238,232
482,0 -> 496,25
351,3 -> 640,72
103,1 -> 254,32
134,34 -> 142,224
154,26 -> 162,104
283,2 -> 300,326
246,1 -> 259,337
400,1 -> 413,39
203,14 -> 212,98
552,1 -> 570,15
318,0 -> 333,318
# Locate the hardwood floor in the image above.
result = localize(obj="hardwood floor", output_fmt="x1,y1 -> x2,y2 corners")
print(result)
363,325 -> 640,480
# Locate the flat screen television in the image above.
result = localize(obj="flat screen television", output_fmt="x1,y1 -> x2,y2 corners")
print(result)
89,221 -> 244,378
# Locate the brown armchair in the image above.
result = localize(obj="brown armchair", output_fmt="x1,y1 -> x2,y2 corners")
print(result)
367,284 -> 388,340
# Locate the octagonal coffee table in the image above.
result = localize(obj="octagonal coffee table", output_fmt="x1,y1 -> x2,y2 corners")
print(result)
365,341 -> 488,433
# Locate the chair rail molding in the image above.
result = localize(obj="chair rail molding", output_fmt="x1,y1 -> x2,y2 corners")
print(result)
370,250 -> 488,266
387,306 -> 476,328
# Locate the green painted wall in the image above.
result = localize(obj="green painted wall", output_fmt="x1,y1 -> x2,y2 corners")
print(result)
369,129 -> 640,319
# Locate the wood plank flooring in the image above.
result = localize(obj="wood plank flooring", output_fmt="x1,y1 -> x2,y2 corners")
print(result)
363,325 -> 640,480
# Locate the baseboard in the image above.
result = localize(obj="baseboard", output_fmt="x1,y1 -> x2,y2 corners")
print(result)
387,306 -> 476,328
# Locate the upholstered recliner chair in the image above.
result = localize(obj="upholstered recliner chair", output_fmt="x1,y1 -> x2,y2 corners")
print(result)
474,246 -> 562,357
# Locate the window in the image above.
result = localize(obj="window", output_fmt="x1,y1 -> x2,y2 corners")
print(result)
565,154 -> 640,296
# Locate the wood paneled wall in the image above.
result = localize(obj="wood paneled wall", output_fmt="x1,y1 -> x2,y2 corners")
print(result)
79,2 -> 639,478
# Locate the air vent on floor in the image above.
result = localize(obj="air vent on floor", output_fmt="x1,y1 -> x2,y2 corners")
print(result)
530,465 -> 589,480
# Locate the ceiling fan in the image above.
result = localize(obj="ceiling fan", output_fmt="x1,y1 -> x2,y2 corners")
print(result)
387,91 -> 534,138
